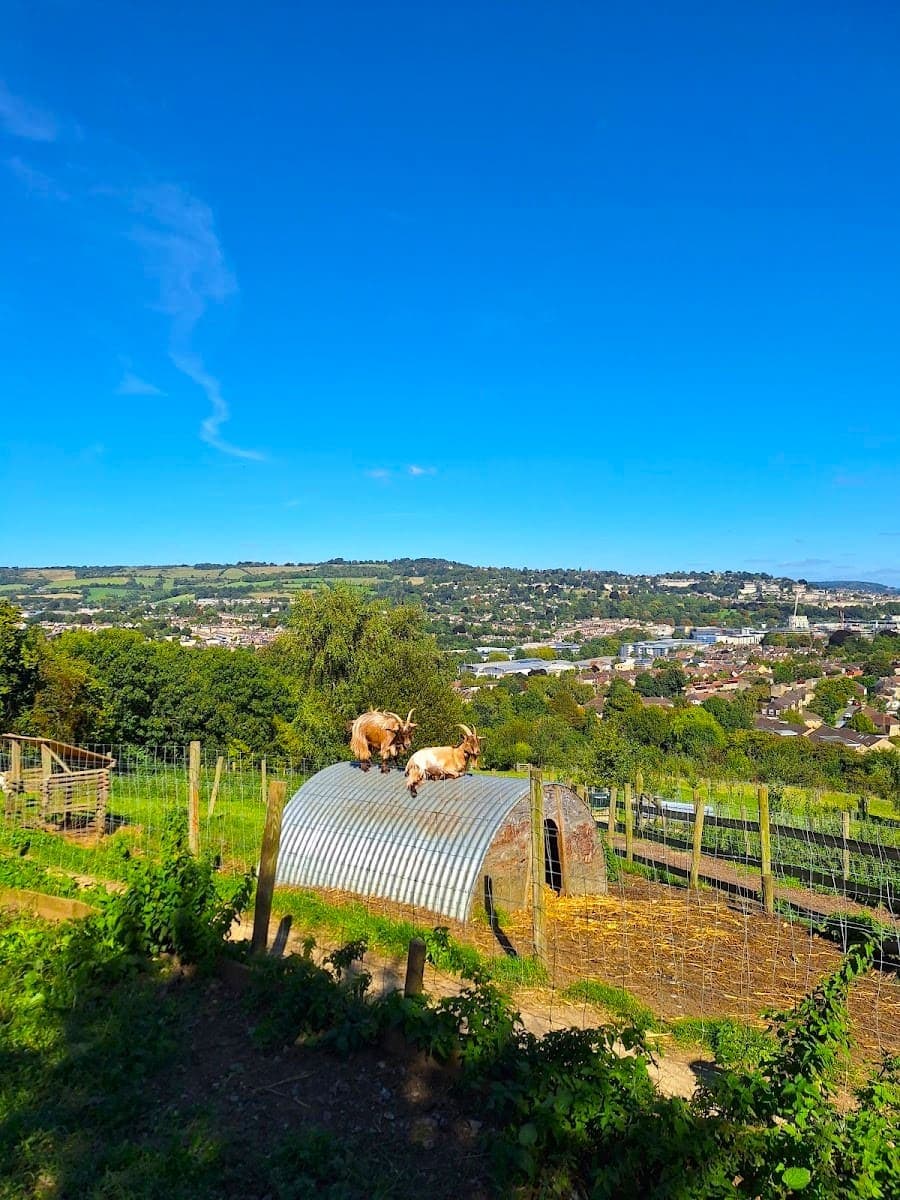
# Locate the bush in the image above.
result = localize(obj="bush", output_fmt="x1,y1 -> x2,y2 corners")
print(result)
96,812 -> 252,966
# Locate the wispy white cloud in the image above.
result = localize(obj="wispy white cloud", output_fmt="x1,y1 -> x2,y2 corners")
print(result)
408,464 -> 437,476
172,351 -> 264,461
116,370 -> 164,396
4,155 -> 67,198
130,184 -> 237,332
4,81 -> 258,462
128,183 -> 262,460
366,468 -> 392,481
0,81 -> 58,142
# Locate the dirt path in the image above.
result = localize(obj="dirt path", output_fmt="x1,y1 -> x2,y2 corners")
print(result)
231,911 -> 711,1101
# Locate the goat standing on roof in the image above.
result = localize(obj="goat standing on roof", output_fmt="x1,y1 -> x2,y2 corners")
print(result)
405,725 -> 481,797
350,709 -> 417,773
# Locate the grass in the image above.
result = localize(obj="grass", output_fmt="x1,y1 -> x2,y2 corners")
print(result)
562,980 -> 662,1031
0,912 -> 417,1200
668,1016 -> 772,1069
562,982 -> 773,1069
271,887 -> 548,986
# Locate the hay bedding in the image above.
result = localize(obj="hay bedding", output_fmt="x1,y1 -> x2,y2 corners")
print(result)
279,880 -> 899,1068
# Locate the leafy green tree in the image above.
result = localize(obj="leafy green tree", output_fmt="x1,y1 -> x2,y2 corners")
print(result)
25,645 -> 106,744
847,710 -> 877,735
0,601 -> 41,728
603,679 -> 642,721
576,719 -> 642,786
779,708 -> 806,726
56,628 -> 162,744
267,584 -> 463,755
701,693 -> 755,731
810,677 -> 860,724
621,704 -> 672,748
666,708 -> 726,757
635,663 -> 686,697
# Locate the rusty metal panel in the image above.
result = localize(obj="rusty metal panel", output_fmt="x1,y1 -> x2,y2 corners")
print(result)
275,762 -> 530,922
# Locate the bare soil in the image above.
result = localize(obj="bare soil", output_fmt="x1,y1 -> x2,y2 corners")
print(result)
166,967 -> 494,1199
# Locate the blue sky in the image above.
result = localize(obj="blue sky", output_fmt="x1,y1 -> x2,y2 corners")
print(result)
1,1 -> 898,581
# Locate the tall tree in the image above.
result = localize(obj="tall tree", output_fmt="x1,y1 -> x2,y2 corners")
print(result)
0,601 -> 41,728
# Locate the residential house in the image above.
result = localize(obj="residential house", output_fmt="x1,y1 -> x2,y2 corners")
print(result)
805,726 -> 895,754
754,715 -> 807,737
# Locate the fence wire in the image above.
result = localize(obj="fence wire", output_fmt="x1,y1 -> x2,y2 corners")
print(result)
1,747 -> 898,1070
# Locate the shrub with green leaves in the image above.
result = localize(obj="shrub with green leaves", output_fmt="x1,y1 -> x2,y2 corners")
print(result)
95,813 -> 252,966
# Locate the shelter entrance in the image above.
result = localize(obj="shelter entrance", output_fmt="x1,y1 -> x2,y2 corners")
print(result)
543,817 -> 562,894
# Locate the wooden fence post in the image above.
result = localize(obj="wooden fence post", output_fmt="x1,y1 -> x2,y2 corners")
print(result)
530,767 -> 547,963
260,756 -> 267,805
624,782 -> 634,862
607,785 -> 617,838
208,755 -> 225,818
841,810 -> 851,884
634,769 -> 644,832
404,937 -> 427,997
739,799 -> 750,859
251,779 -> 288,955
758,784 -> 774,914
690,787 -> 706,889
9,739 -> 21,786
188,740 -> 201,855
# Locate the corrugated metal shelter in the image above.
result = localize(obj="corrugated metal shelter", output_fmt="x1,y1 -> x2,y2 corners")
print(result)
275,762 -> 606,922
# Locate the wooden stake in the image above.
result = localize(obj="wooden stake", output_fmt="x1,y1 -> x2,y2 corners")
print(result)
554,784 -> 569,896
690,787 -> 706,889
739,801 -> 753,859
404,937 -> 427,997
260,756 -> 267,805
841,810 -> 851,884
188,740 -> 201,855
9,739 -> 21,786
624,782 -> 634,863
208,755 -> 225,817
251,779 -> 288,955
758,784 -> 774,914
607,784 -> 617,838
530,767 -> 547,963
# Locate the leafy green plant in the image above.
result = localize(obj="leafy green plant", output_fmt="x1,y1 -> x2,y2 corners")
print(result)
95,812 -> 252,966
669,1016 -> 772,1070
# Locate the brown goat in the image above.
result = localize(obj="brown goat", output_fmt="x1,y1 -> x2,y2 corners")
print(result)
405,724 -> 481,797
350,709 -> 416,773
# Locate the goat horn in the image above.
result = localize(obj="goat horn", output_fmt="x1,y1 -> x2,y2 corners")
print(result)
406,709 -> 415,724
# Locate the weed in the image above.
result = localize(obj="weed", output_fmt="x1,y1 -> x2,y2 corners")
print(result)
562,979 -> 661,1031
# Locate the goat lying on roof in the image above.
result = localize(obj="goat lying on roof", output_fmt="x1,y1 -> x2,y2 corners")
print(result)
350,709 -> 416,773
405,725 -> 481,797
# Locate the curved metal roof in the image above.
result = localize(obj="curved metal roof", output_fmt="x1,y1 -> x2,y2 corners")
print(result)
275,762 -> 531,921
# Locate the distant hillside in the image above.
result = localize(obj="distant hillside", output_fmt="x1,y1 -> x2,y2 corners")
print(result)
812,580 -> 900,595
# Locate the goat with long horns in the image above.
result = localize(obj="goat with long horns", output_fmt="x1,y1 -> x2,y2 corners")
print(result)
404,724 -> 481,797
350,709 -> 417,773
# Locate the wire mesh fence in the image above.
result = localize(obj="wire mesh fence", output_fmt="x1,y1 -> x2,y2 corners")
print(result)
0,741 -> 312,889
1,744 -> 898,1067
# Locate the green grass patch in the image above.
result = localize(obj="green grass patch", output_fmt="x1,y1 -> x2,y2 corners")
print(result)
617,857 -> 688,888
490,955 -> 549,987
669,1016 -> 772,1069
272,888 -> 543,986
562,980 -> 662,1031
